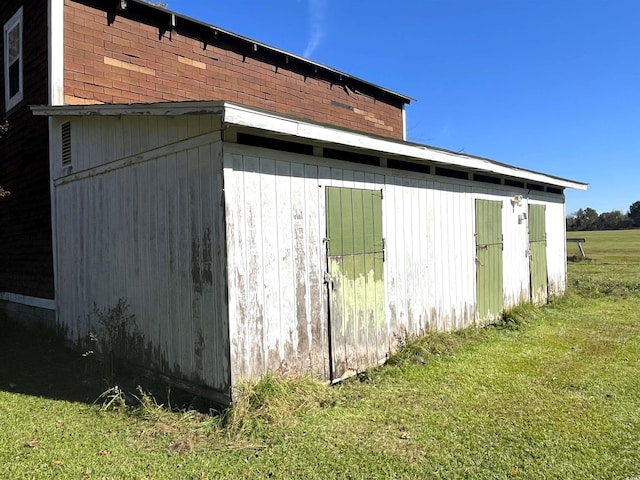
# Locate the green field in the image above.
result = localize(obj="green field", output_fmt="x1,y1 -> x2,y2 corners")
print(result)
1,230 -> 640,479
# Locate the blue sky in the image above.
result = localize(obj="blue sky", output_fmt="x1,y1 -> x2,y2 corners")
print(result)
169,0 -> 639,215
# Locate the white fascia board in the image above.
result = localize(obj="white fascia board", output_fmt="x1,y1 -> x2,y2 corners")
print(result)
31,101 -> 588,190
31,101 -> 228,116
222,103 -> 588,191
402,105 -> 407,142
49,0 -> 64,105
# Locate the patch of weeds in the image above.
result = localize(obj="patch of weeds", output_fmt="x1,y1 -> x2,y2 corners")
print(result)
223,372 -> 334,438
571,277 -> 640,299
84,298 -> 143,385
386,328 -> 482,367
567,255 -> 594,263
95,385 -> 128,411
493,303 -> 539,331
95,384 -> 232,454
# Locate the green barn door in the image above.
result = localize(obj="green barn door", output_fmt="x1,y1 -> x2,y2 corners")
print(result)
326,187 -> 385,381
475,199 -> 503,322
529,204 -> 548,304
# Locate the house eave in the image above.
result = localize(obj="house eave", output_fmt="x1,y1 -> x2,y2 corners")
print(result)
31,101 -> 588,191
92,0 -> 413,106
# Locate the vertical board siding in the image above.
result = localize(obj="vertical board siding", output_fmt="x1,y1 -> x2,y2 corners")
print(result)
475,199 -> 504,322
225,146 -> 500,383
326,187 -> 385,379
224,144 -> 570,384
529,204 -> 548,304
502,195 -> 531,306
51,112 -> 569,393
224,151 -> 329,384
52,117 -> 230,397
542,198 -> 567,295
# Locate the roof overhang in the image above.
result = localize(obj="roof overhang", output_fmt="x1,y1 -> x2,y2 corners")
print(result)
32,101 -> 588,191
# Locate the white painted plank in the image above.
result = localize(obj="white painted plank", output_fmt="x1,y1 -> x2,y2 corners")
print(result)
290,162 -> 310,371
259,157 -> 281,374
304,163 -> 327,377
242,154 -> 266,377
275,160 -> 295,369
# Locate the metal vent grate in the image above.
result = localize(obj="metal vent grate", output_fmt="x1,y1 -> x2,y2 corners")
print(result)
61,122 -> 71,166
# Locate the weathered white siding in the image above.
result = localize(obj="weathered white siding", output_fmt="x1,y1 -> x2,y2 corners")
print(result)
385,178 -> 476,336
47,111 -> 570,395
540,195 -> 567,295
223,143 -> 569,383
223,146 -> 329,384
500,192 -> 531,307
52,115 -> 221,177
50,116 -> 230,399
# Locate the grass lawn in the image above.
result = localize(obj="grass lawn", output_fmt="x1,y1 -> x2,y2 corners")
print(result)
2,229 -> 640,479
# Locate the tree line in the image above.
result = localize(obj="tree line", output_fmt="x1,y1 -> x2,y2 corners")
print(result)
567,201 -> 640,231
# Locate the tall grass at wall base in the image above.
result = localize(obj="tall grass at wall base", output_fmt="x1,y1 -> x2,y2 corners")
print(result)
222,373 -> 336,439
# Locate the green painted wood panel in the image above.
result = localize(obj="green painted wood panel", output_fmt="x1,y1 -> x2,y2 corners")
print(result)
529,204 -> 548,304
352,189 -> 365,254
340,188 -> 355,255
326,187 -> 384,380
326,187 -> 343,256
475,199 -> 503,322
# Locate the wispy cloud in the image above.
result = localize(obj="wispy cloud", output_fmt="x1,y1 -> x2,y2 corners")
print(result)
303,0 -> 327,58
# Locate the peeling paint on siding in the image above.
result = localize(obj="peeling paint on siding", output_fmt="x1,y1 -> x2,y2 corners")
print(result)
52,116 -> 230,396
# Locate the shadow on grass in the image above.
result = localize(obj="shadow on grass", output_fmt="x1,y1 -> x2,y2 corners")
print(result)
0,317 -> 218,412
0,317 -> 104,404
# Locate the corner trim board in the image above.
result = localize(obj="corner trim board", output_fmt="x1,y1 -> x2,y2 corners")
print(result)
49,0 -> 65,105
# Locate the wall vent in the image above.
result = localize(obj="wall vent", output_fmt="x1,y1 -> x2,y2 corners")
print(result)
435,167 -> 469,180
236,132 -> 313,156
504,179 -> 525,188
474,173 -> 501,185
323,148 -> 379,166
387,159 -> 431,175
527,183 -> 545,192
61,122 -> 72,166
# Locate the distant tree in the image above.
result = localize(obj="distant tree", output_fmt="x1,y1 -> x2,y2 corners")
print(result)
0,121 -> 9,198
566,211 -> 579,231
628,201 -> 640,228
568,202 -> 640,231
597,210 -> 631,230
568,207 -> 599,231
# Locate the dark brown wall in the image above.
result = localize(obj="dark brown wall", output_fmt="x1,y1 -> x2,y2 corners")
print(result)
64,0 -> 406,139
0,1 -> 53,299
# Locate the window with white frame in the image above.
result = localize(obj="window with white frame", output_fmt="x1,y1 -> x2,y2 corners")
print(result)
4,7 -> 23,112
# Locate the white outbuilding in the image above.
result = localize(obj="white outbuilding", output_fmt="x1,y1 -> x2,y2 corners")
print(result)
33,101 -> 587,404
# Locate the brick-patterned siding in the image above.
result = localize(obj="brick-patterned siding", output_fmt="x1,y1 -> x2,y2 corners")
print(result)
0,1 -> 54,299
64,0 -> 406,139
